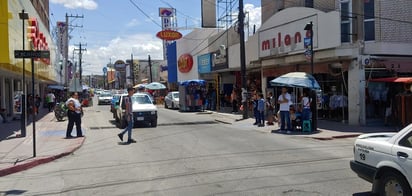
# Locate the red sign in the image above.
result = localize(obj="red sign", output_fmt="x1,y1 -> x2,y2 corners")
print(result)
156,30 -> 182,41
178,53 -> 193,73
27,18 -> 50,64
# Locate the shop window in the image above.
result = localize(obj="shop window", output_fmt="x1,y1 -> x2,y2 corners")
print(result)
364,0 -> 375,41
340,1 -> 352,43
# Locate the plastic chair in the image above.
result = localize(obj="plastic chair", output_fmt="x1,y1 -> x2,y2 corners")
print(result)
302,120 -> 311,132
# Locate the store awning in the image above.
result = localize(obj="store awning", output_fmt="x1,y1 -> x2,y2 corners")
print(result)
369,77 -> 412,83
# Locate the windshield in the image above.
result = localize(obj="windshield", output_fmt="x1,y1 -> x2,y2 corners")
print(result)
172,92 -> 179,99
100,93 -> 112,97
131,95 -> 152,104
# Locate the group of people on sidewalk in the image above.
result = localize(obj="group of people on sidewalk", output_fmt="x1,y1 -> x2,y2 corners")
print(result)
250,87 -> 313,134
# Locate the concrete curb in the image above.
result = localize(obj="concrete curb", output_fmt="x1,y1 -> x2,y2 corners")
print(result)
0,137 -> 85,177
310,133 -> 361,140
215,119 -> 232,125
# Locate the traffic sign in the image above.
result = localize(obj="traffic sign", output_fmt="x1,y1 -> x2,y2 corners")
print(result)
103,67 -> 107,74
14,50 -> 50,58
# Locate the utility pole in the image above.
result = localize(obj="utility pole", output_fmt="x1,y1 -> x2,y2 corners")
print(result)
64,13 -> 83,87
239,0 -> 248,119
74,43 -> 86,86
148,55 -> 153,83
131,53 -> 135,86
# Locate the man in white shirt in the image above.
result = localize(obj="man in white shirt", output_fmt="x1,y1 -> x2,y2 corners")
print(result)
278,87 -> 292,133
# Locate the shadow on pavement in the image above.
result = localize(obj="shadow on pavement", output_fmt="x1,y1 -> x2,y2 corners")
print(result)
0,107 -> 51,141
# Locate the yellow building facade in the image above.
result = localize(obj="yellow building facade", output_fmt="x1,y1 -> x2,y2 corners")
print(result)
0,0 -> 58,116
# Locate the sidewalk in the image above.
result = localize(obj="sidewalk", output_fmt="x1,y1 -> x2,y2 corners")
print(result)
0,107 -> 85,177
209,107 -> 400,140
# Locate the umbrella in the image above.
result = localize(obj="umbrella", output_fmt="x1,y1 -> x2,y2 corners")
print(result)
145,82 -> 166,90
270,72 -> 320,89
133,83 -> 146,89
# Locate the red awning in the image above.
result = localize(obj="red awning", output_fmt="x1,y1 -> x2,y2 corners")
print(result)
369,77 -> 412,83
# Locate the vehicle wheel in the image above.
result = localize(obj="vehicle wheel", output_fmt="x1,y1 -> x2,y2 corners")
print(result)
164,101 -> 168,109
379,171 -> 412,196
171,103 -> 175,109
151,120 -> 157,127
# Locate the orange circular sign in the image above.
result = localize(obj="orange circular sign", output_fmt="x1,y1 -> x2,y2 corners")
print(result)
156,30 -> 182,41
178,53 -> 193,73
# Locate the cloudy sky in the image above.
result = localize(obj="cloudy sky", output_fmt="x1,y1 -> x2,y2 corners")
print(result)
49,0 -> 262,75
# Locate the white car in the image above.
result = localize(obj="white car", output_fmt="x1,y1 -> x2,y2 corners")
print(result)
350,123 -> 412,196
115,93 -> 158,128
164,91 -> 179,109
97,92 -> 113,105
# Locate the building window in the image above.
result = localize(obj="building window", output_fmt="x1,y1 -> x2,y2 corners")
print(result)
340,0 -> 351,43
305,0 -> 314,8
364,0 -> 375,41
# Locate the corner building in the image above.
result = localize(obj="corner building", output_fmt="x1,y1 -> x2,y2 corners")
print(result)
259,0 -> 412,126
0,0 -> 58,117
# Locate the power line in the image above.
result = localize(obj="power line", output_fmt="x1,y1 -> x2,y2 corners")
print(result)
129,0 -> 162,28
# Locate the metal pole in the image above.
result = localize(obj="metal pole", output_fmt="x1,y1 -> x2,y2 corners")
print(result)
309,21 -> 317,132
19,10 -> 28,137
31,58 -> 36,157
131,53 -> 135,86
148,55 -> 153,83
239,0 -> 248,119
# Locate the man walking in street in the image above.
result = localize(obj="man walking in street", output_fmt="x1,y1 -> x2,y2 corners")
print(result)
65,92 -> 83,138
277,87 -> 292,133
118,87 -> 136,144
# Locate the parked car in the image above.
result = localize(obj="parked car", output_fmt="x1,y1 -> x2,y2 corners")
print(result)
97,92 -> 113,105
164,91 -> 179,109
350,124 -> 412,196
115,93 -> 158,128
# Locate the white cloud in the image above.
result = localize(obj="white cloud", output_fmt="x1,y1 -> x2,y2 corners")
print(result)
244,3 -> 261,35
80,33 -> 164,75
50,0 -> 98,10
126,18 -> 141,27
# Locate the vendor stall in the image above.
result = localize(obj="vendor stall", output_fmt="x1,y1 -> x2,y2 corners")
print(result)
179,79 -> 206,112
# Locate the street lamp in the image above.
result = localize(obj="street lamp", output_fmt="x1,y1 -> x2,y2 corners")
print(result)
19,9 -> 28,137
304,21 -> 317,132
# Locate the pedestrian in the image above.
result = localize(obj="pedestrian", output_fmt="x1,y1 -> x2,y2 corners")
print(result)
117,87 -> 137,143
231,89 -> 238,113
277,87 -> 292,133
35,94 -> 41,114
266,92 -> 274,125
301,91 -> 311,121
257,93 -> 265,127
252,93 -> 259,125
65,92 -> 83,138
46,91 -> 56,112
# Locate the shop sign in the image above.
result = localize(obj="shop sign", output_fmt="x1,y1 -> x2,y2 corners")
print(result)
156,30 -> 182,41
197,53 -> 212,73
27,18 -> 50,64
178,53 -> 193,73
259,17 -> 316,58
259,11 -> 340,59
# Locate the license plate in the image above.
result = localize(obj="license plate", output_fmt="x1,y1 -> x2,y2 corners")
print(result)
136,117 -> 144,121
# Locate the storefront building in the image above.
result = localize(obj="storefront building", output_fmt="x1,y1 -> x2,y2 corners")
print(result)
258,0 -> 412,126
0,0 -> 58,117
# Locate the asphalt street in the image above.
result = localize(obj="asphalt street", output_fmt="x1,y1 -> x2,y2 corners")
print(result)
0,102 -> 373,196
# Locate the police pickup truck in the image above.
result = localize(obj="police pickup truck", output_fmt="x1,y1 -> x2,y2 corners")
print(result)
350,123 -> 412,196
